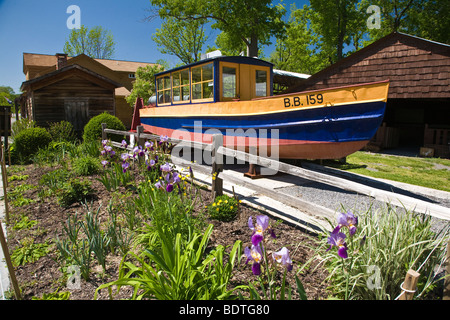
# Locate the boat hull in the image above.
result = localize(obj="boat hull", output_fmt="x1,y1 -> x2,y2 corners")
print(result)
138,80 -> 389,159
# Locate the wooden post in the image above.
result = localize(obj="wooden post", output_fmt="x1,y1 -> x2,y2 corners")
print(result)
0,222 -> 22,300
1,144 -> 9,224
399,269 -> 420,300
101,123 -> 107,140
136,125 -> 144,148
211,134 -> 223,199
444,237 -> 450,300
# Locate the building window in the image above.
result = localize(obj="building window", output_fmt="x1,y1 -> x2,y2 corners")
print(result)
255,70 -> 267,97
222,66 -> 237,99
129,73 -> 135,79
156,75 -> 171,105
191,62 -> 214,101
172,68 -> 190,103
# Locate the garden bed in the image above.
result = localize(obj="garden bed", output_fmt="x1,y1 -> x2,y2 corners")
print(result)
4,162 -> 330,300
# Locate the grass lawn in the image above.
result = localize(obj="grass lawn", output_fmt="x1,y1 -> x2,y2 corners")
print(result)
321,151 -> 450,192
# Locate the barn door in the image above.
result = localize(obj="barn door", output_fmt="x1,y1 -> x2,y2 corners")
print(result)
64,99 -> 88,132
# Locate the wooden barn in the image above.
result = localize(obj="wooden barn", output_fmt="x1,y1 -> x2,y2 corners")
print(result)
285,32 -> 450,158
20,53 -> 155,130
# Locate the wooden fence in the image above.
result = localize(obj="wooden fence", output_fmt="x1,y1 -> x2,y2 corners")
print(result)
102,124 -> 450,221
101,124 -> 450,300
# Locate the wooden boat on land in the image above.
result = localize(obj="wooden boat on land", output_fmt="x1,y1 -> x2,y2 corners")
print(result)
133,56 -> 389,159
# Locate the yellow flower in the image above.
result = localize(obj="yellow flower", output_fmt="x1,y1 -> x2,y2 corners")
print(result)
230,206 -> 233,210
212,203 -> 216,207
225,200 -> 228,203
216,208 -> 219,212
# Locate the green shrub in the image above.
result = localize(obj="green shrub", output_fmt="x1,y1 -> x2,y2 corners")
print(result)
32,291 -> 71,300
208,195 -> 239,222
11,237 -> 50,267
39,168 -> 72,191
82,112 -> 126,142
47,120 -> 78,143
57,178 -> 94,207
11,118 -> 35,139
72,156 -> 101,176
12,127 -> 52,162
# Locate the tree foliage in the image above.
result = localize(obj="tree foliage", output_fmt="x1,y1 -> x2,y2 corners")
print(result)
270,0 -> 449,75
126,62 -> 166,106
64,25 -> 115,59
148,0 -> 286,58
152,17 -> 208,64
0,85 -> 17,105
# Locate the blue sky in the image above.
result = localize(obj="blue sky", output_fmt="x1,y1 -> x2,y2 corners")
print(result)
0,0 -> 308,94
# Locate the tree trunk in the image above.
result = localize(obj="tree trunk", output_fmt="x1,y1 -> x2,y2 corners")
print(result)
246,34 -> 259,57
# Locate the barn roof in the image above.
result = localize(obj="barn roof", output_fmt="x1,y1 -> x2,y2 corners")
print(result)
23,52 -> 155,74
285,32 -> 450,99
20,64 -> 122,92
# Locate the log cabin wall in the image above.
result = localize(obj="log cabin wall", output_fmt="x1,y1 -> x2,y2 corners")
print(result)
31,75 -> 115,131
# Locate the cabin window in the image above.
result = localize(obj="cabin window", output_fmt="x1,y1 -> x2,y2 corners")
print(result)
191,62 -> 214,101
156,75 -> 172,105
255,70 -> 267,97
172,69 -> 190,103
222,66 -> 237,99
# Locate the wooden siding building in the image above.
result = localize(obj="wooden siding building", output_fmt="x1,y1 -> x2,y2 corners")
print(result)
21,53 -> 155,130
285,32 -> 450,158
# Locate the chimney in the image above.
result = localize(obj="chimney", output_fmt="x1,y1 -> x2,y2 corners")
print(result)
55,53 -> 68,70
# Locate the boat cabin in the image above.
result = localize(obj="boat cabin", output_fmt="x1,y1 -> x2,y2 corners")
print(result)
154,56 -> 273,106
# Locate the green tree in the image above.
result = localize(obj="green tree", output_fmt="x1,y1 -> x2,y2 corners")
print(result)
126,62 -> 166,106
309,0 -> 360,63
408,0 -> 450,44
0,86 -> 17,105
64,25 -> 115,59
148,0 -> 286,58
152,17 -> 208,64
269,4 -> 326,75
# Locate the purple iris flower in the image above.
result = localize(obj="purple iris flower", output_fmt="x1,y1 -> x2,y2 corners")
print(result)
132,146 -> 144,158
121,153 -> 131,162
244,244 -> 263,275
122,162 -> 130,173
146,159 -> 156,170
101,160 -> 109,167
160,162 -> 172,172
160,135 -> 169,143
272,247 -> 293,271
173,172 -> 181,184
154,180 -> 164,190
337,211 -> 358,236
121,140 -> 128,148
248,215 -> 276,246
102,140 -> 108,146
327,226 -> 348,259
166,184 -> 174,192
145,141 -> 154,151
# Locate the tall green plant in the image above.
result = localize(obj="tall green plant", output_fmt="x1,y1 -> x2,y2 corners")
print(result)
95,224 -> 245,300
316,204 -> 449,300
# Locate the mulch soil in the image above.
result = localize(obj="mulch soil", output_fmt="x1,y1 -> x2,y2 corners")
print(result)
4,164 -> 330,300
